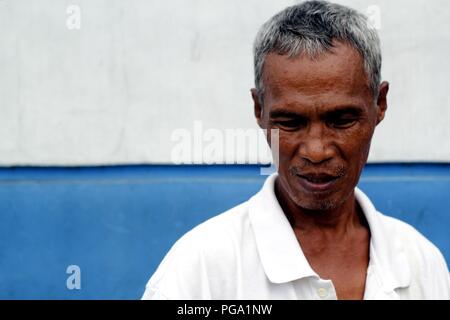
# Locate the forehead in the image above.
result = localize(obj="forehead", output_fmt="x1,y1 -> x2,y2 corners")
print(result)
262,41 -> 372,110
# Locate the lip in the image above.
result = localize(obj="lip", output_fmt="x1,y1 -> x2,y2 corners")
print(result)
296,173 -> 339,193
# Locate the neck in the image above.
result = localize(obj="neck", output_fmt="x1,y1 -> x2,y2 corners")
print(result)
275,178 -> 366,238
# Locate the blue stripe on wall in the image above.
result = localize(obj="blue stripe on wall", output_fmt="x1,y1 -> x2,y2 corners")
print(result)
0,163 -> 448,299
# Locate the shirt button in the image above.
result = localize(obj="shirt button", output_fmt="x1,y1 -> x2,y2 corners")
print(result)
317,288 -> 328,299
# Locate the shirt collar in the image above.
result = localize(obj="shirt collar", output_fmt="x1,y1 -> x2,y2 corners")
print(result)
248,173 -> 411,291
355,188 -> 411,292
248,173 -> 317,283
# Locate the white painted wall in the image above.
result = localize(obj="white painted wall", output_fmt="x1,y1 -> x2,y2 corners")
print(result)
0,0 -> 449,165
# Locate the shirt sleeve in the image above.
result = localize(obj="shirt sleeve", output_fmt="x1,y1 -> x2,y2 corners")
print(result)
428,246 -> 450,299
141,231 -> 213,300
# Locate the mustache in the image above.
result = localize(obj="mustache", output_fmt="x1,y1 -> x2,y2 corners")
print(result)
288,165 -> 347,178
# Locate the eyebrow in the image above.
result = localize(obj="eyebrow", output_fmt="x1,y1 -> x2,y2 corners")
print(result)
269,106 -> 364,119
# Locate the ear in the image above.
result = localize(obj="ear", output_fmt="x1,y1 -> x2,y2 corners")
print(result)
375,81 -> 389,125
251,88 -> 265,129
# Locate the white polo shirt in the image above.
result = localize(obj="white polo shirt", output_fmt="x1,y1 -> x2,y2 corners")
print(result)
142,173 -> 450,300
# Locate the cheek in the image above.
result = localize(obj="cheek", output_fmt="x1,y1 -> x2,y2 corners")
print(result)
276,133 -> 300,160
340,127 -> 374,172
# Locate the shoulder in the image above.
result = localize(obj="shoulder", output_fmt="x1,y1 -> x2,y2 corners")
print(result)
142,201 -> 252,299
177,200 -> 252,255
377,212 -> 445,262
375,211 -> 450,298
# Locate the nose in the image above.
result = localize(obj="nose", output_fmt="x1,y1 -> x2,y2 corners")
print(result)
298,123 -> 334,164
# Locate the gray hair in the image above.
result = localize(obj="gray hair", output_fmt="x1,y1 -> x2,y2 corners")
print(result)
253,0 -> 381,102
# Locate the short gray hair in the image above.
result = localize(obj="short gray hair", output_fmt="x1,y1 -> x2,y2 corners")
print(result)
253,0 -> 381,102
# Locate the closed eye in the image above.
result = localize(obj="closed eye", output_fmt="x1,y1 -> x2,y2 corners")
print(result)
272,118 -> 307,130
328,117 -> 358,128
324,107 -> 363,129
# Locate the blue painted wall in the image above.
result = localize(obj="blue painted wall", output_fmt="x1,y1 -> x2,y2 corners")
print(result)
0,164 -> 448,299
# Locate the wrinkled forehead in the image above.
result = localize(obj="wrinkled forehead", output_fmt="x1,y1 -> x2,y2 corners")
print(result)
262,41 -> 372,105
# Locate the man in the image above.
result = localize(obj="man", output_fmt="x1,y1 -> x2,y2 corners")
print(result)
142,1 -> 450,299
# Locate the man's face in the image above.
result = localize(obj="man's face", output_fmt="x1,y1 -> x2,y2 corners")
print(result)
252,41 -> 388,211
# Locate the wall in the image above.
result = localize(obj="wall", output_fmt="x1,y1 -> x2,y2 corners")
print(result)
0,0 -> 449,299
1,0 -> 449,165
0,164 -> 449,299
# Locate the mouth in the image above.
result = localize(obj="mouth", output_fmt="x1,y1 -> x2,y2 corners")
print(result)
296,173 -> 340,193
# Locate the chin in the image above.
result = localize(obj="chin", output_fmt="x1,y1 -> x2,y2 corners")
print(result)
286,181 -> 350,211
292,193 -> 340,211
